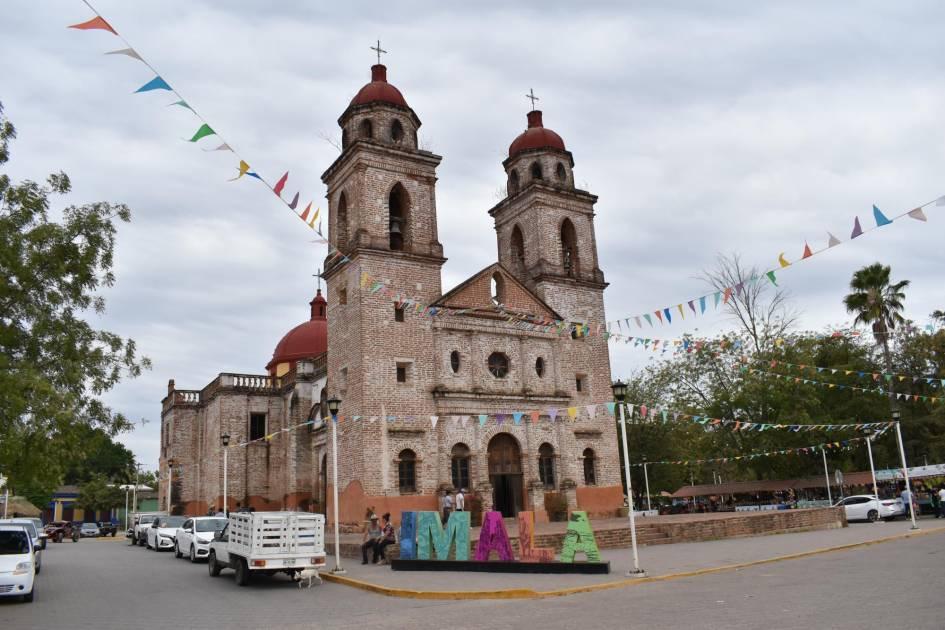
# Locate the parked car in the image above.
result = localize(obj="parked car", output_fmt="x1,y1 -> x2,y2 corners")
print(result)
208,512 -> 325,586
146,515 -> 187,551
79,522 -> 101,538
44,521 -> 79,543
0,520 -> 42,574
0,525 -> 36,602
23,518 -> 47,549
97,522 -> 118,537
175,516 -> 227,562
835,495 -> 903,522
130,512 -> 168,547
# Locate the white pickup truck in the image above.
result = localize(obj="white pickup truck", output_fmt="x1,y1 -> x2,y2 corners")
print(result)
207,512 -> 325,586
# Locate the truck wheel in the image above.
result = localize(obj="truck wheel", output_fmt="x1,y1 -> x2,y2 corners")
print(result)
208,551 -> 222,577
234,558 -> 250,586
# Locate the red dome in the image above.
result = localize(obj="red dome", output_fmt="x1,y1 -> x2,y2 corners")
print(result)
350,64 -> 408,108
266,291 -> 328,373
508,111 -> 566,158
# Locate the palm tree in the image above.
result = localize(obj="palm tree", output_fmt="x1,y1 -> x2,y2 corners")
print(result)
843,263 -> 909,372
932,310 -> 945,325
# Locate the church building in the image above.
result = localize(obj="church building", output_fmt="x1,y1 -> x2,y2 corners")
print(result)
159,60 -> 622,524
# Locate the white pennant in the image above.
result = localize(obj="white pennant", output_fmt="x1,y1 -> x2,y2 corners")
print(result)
105,48 -> 143,62
907,207 -> 928,222
431,415 -> 439,429
203,142 -> 233,153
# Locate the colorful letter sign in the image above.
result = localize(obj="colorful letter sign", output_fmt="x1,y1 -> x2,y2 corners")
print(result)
474,511 -> 514,561
398,511 -> 417,559
559,511 -> 601,562
416,511 -> 470,560
517,511 -> 554,562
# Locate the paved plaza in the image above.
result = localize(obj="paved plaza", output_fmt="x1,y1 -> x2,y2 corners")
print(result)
3,519 -> 943,629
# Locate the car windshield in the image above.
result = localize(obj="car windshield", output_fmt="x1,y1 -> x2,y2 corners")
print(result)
0,531 -> 30,554
196,519 -> 227,532
159,516 -> 187,528
81,523 -> 97,529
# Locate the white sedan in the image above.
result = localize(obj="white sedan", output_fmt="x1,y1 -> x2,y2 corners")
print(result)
0,525 -> 36,602
146,515 -> 188,551
175,516 -> 227,563
835,495 -> 903,522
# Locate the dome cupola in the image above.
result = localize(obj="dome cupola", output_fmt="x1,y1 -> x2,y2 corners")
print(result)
350,64 -> 408,108
508,110 -> 566,158
266,290 -> 328,376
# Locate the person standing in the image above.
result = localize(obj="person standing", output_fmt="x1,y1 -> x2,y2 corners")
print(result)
361,514 -> 382,565
938,486 -> 945,519
901,485 -> 914,520
455,488 -> 465,512
441,490 -> 453,524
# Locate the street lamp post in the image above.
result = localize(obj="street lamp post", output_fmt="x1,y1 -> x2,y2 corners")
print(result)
221,433 -> 230,516
327,396 -> 345,574
865,431 -> 880,524
167,459 -> 175,514
132,463 -> 142,515
612,380 -> 645,577
893,411 -> 918,530
821,449 -> 833,505
641,455 -> 652,512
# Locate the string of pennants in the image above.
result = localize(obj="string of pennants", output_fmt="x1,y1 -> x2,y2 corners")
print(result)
762,360 -> 945,388
232,397 -> 896,448
604,198 -> 943,333
68,3 -> 324,236
631,431 -> 888,468
69,6 -> 945,347
744,366 -> 944,405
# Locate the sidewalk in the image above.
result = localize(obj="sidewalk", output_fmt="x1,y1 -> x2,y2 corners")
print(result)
323,517 -> 945,597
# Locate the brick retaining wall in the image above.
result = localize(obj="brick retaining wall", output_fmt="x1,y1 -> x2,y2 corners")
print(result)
339,508 -> 846,560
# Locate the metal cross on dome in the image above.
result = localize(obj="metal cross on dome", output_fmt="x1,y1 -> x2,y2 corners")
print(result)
313,267 -> 322,292
526,88 -> 539,110
371,39 -> 387,65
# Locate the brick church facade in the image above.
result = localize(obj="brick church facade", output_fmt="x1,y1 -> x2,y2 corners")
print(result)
159,62 -> 622,524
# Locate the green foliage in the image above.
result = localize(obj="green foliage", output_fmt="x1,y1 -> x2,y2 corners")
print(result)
0,102 -> 149,496
63,426 -> 136,485
75,474 -> 125,514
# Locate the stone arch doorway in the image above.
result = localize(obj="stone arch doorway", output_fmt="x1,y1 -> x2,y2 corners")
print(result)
319,453 -> 328,514
488,433 -> 523,517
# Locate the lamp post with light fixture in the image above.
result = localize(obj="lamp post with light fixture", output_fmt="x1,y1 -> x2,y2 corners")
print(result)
327,396 -> 345,573
612,380 -> 645,577
221,432 -> 230,515
892,410 -> 918,529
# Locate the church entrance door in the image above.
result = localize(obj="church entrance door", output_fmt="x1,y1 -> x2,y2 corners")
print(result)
488,433 -> 523,517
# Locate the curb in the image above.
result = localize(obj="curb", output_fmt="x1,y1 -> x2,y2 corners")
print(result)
320,526 -> 945,600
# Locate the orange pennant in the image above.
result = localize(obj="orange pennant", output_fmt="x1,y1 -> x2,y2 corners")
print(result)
68,16 -> 118,35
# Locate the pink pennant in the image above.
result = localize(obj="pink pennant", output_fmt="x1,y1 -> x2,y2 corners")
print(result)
273,171 -> 289,197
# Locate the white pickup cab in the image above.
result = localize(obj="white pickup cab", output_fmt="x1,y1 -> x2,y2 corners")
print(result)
207,512 -> 325,586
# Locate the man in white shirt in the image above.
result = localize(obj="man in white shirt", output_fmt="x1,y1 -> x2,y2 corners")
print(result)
937,486 -> 945,519
901,487 -> 913,519
455,488 -> 465,512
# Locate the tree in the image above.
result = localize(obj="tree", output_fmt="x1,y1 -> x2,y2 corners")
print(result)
0,101 -> 149,496
843,263 -> 909,374
63,426 -> 136,485
75,474 -> 125,515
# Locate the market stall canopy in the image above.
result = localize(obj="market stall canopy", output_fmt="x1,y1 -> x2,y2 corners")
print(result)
672,471 -> 876,499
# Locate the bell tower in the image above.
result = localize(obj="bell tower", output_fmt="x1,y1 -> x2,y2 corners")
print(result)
488,104 -> 612,404
321,60 -> 445,426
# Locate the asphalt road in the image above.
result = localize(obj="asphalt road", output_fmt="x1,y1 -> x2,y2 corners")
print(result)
3,532 -> 943,630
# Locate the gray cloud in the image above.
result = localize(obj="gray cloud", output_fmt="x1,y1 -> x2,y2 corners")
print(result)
2,0 -> 943,468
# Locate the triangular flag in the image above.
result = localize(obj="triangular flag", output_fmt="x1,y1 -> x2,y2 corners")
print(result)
654,311 -> 663,324
478,414 -> 487,427
663,308 -> 672,323
827,232 -> 841,247
586,405 -> 597,420
643,314 -> 653,327
722,287 -> 733,304
134,76 -> 172,93
567,407 -> 578,419
677,304 -> 685,319
430,416 -> 439,429
605,402 -> 616,416
229,160 -> 251,181
802,243 -> 813,259
548,408 -> 559,422
186,123 -> 216,142
288,192 -> 300,210
766,270 -> 778,286
851,216 -> 863,238
104,48 -> 142,61
699,296 -> 706,314
273,171 -> 289,197
203,143 -> 232,152
167,99 -> 194,112
778,252 -> 790,268
307,208 -> 320,229
688,300 -> 696,314
68,16 -> 118,35
512,412 -> 523,425
907,207 -> 927,222
872,204 -> 892,227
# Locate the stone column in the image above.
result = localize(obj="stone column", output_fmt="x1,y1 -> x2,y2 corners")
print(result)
527,480 -> 549,522
560,478 -> 578,513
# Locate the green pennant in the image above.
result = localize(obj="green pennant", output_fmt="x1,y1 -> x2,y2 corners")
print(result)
187,123 -> 216,142
765,270 -> 778,286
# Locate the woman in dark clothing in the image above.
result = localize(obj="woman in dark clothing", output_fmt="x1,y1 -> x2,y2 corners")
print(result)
376,513 -> 396,565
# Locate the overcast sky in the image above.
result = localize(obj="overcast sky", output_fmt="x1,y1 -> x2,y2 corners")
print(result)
2,1 -> 943,470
